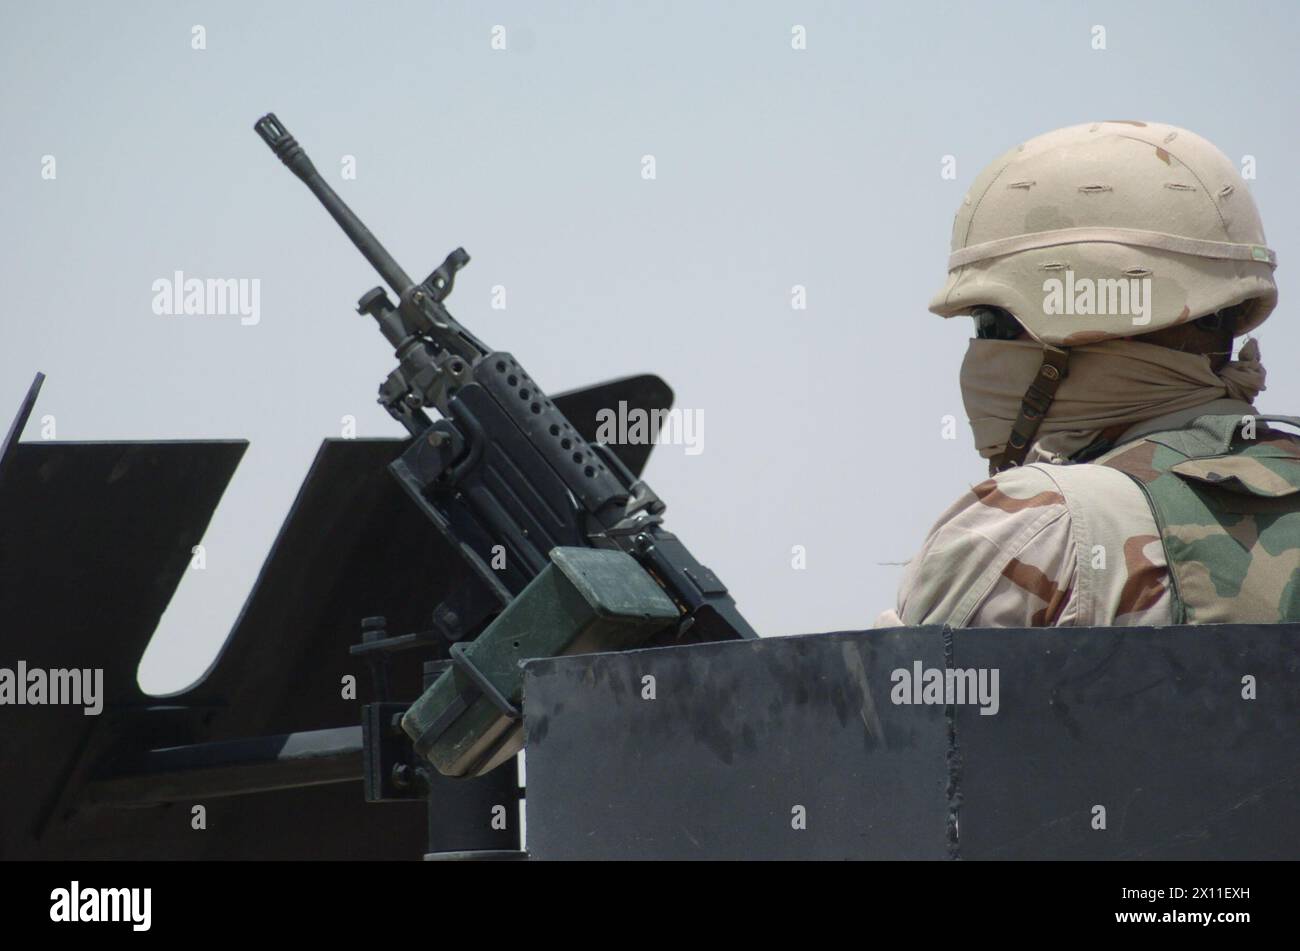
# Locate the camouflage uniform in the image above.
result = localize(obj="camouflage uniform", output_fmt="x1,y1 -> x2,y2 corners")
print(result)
1094,409 -> 1300,622
881,121 -> 1298,628
878,398 -> 1300,627
877,424 -> 1175,629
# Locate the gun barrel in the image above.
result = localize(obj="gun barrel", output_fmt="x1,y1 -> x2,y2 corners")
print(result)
255,113 -> 414,295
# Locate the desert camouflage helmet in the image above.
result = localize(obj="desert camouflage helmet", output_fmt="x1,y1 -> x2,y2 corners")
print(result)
930,121 -> 1278,346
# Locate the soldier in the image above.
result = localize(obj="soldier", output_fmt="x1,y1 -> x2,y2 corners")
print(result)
878,120 -> 1300,627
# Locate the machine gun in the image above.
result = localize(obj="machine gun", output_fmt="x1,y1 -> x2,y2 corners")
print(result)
254,114 -> 756,783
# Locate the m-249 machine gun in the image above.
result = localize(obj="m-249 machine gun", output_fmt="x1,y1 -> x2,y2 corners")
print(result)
254,114 -> 756,784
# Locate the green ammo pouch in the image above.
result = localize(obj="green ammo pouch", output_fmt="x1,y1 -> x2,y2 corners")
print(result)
400,546 -> 680,778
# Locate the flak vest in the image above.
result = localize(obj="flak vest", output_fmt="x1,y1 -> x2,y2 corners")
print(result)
1095,413 -> 1300,623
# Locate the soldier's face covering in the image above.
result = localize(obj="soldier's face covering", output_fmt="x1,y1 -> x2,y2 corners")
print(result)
960,337 -> 1266,463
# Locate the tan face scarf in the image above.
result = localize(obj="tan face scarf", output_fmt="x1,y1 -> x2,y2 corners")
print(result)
960,337 -> 1267,464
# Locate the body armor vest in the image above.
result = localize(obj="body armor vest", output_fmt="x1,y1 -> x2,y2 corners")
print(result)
1097,413 -> 1300,623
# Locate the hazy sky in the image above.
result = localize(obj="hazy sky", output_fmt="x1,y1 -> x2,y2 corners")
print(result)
3,1 -> 1298,694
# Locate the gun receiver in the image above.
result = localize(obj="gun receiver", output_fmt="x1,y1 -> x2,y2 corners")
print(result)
255,112 -> 756,776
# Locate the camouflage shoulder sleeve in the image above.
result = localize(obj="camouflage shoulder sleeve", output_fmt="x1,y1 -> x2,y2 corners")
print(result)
876,466 -> 1077,628
875,463 -> 1174,629
1028,462 -> 1173,626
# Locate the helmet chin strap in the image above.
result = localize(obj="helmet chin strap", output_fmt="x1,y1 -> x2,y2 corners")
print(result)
989,345 -> 1071,474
